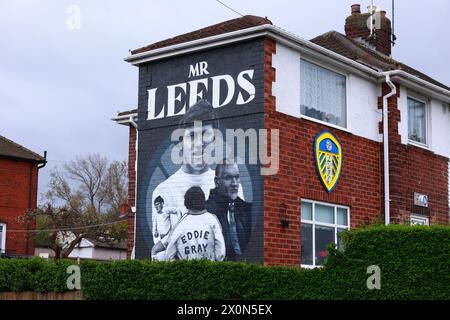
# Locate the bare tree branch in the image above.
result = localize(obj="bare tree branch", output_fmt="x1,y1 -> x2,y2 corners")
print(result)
30,154 -> 128,259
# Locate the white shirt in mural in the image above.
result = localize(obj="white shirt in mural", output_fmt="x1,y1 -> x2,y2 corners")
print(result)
151,167 -> 244,215
164,211 -> 226,261
151,168 -> 215,244
152,210 -> 173,243
152,167 -> 216,217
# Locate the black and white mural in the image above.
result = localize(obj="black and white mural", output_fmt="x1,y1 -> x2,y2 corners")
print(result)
135,39 -> 265,262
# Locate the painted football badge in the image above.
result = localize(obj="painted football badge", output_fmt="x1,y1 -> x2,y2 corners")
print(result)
314,130 -> 343,193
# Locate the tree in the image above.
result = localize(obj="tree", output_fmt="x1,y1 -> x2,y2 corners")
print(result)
29,154 -> 128,259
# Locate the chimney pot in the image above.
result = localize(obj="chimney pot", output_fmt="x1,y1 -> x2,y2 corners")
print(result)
367,4 -> 378,14
351,4 -> 361,14
119,202 -> 129,215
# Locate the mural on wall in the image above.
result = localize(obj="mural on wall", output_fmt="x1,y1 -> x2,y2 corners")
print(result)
314,130 -> 343,193
135,40 -> 265,262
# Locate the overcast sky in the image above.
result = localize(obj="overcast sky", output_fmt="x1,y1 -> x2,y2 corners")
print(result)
1,0 -> 449,202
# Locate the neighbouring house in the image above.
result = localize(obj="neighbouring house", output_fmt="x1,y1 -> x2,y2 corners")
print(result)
69,238 -> 127,260
35,238 -> 127,261
0,134 -> 46,257
34,206 -> 129,260
113,4 -> 450,266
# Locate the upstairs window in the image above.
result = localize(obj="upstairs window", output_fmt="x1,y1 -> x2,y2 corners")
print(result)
300,59 -> 347,128
407,97 -> 427,145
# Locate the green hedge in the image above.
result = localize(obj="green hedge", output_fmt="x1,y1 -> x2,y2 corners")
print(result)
325,224 -> 450,299
0,258 -> 73,293
0,225 -> 449,299
80,259 -> 335,300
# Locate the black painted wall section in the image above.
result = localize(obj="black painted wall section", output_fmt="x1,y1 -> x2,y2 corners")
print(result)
135,38 -> 265,263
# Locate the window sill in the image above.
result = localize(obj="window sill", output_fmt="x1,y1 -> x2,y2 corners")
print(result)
301,264 -> 324,269
300,115 -> 351,135
407,140 -> 431,151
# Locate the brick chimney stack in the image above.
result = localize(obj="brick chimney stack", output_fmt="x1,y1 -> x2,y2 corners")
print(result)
345,3 -> 392,56
119,202 -> 129,218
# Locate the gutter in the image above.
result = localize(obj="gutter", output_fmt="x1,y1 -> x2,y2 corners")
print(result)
111,113 -> 138,126
124,24 -> 450,102
124,24 -> 381,80
382,70 -> 450,104
265,25 -> 381,80
381,74 -> 397,225
125,26 -> 270,65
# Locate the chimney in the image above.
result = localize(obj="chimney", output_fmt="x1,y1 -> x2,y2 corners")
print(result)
345,3 -> 392,56
351,4 -> 361,14
119,202 -> 129,218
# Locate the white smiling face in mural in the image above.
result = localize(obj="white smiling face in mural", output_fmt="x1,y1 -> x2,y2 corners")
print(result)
181,123 -> 215,174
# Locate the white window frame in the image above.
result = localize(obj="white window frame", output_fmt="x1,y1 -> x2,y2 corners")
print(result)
410,214 -> 429,226
299,57 -> 349,131
300,199 -> 350,268
407,94 -> 430,149
0,223 -> 6,254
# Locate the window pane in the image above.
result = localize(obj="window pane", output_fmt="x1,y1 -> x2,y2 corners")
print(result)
301,59 -> 346,127
0,226 -> 3,251
337,208 -> 348,226
410,215 -> 429,226
337,228 -> 347,251
315,204 -> 334,224
315,225 -> 334,266
301,201 -> 312,220
408,97 -> 426,144
301,223 -> 313,265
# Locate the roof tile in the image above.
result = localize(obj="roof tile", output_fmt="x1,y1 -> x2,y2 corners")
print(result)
0,134 -> 45,162
131,15 -> 272,55
311,31 -> 450,91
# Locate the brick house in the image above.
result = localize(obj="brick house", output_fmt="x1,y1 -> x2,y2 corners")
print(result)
113,5 -> 450,266
0,135 -> 46,257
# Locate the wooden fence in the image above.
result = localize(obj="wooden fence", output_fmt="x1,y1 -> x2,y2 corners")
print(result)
0,291 -> 83,300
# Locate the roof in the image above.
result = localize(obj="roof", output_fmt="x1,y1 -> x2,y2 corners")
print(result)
0,134 -> 45,162
117,109 -> 137,117
131,15 -> 272,55
120,17 -> 449,118
310,31 -> 450,91
83,238 -> 127,250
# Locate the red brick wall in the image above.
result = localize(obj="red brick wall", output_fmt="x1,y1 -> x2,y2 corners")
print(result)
263,38 -> 383,266
379,84 -> 449,225
0,158 -> 38,256
127,126 -> 137,258
263,38 -> 449,267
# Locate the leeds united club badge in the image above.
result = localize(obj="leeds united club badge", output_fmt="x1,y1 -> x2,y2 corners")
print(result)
314,130 -> 343,193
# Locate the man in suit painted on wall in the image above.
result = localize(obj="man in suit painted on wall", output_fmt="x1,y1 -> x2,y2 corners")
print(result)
206,161 -> 252,261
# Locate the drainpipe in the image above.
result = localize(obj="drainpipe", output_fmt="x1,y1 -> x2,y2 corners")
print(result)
26,164 -> 33,256
382,74 -> 397,225
38,151 -> 47,169
26,151 -> 47,256
129,116 -> 138,259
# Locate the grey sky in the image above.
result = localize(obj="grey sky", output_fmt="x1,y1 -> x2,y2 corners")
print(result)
1,0 -> 449,203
